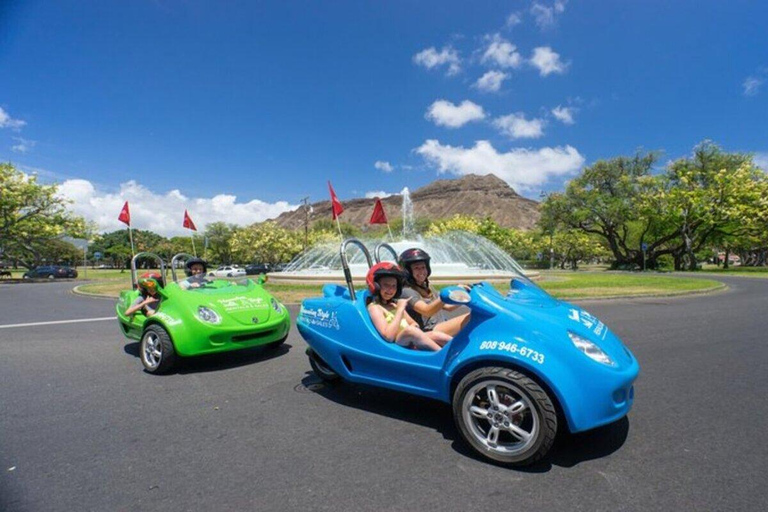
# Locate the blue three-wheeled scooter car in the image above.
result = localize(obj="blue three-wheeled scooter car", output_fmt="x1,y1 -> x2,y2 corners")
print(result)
297,239 -> 640,466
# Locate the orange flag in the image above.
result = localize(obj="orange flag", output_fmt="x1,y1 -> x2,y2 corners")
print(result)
118,201 -> 131,226
369,198 -> 388,224
183,209 -> 197,231
328,181 -> 344,220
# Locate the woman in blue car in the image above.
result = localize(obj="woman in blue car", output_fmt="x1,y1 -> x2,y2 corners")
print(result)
398,248 -> 470,336
366,262 -> 451,351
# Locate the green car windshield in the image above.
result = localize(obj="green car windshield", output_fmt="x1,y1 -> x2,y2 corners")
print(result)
181,278 -> 255,294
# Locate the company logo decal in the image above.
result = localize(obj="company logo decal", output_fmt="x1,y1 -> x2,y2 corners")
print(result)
298,307 -> 340,330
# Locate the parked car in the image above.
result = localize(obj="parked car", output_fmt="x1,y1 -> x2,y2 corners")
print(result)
271,263 -> 289,272
23,265 -> 78,279
245,263 -> 271,275
208,265 -> 246,278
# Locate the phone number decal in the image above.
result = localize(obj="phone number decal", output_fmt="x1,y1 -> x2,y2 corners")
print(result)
479,341 -> 545,364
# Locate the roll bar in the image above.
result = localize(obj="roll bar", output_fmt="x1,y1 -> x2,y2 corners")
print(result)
340,238 -> 372,301
130,252 -> 166,290
374,242 -> 398,264
170,253 -> 196,282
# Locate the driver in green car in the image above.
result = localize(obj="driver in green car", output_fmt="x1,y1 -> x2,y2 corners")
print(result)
180,257 -> 209,290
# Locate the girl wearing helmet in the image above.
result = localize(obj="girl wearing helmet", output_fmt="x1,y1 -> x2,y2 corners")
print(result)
125,273 -> 162,317
366,262 -> 451,351
399,248 -> 470,337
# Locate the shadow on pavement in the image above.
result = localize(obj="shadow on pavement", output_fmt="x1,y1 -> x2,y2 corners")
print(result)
123,341 -> 292,374
301,372 -> 630,471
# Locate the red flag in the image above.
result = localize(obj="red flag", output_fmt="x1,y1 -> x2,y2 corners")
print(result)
369,198 -> 388,225
328,181 -> 344,220
118,201 -> 131,226
183,209 -> 197,231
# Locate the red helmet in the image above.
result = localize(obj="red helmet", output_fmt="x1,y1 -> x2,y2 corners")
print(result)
366,262 -> 404,298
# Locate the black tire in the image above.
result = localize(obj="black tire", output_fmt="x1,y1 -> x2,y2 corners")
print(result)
140,325 -> 176,374
307,348 -> 340,382
453,367 -> 557,466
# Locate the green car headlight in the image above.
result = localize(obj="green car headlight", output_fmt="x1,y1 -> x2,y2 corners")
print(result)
270,298 -> 282,314
197,306 -> 221,324
568,331 -> 615,367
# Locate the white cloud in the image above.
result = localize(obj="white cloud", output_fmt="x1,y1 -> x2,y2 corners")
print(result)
754,152 -> 768,171
0,107 -> 26,130
11,137 -> 36,153
474,70 -> 509,92
365,190 -> 396,199
506,12 -> 523,27
743,76 -> 763,96
494,113 -> 545,139
531,1 -> 567,30
481,34 -> 523,69
551,105 -> 576,124
56,179 -> 297,237
413,46 -> 461,76
530,46 -> 567,76
426,100 -> 486,128
415,139 -> 584,192
374,160 -> 394,173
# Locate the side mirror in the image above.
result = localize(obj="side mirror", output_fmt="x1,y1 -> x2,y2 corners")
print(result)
440,286 -> 471,305
257,273 -> 268,285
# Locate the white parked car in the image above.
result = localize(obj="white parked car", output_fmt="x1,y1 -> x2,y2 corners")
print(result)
208,265 -> 246,278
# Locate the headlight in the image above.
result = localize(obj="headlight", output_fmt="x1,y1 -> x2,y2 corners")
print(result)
568,331 -> 615,367
197,306 -> 221,324
447,289 -> 471,303
270,298 -> 282,313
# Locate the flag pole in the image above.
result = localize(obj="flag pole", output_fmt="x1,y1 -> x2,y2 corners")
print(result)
191,235 -> 197,256
128,225 -> 136,257
386,223 -> 394,241
335,216 -> 343,239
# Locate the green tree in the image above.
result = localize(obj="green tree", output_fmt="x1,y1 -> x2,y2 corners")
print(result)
230,222 -> 303,265
0,163 -> 87,268
203,222 -> 236,264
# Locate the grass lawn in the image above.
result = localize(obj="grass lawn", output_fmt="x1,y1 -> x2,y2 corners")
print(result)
74,270 -> 724,303
697,264 -> 768,278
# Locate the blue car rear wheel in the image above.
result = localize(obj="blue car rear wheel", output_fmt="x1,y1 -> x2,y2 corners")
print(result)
453,367 -> 557,466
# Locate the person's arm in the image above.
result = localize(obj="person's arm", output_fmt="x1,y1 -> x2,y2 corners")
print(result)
368,303 -> 402,341
144,297 -> 160,317
125,297 -> 148,316
411,296 -> 445,317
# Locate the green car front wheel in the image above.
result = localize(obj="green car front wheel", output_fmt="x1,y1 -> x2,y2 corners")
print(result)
140,325 -> 176,374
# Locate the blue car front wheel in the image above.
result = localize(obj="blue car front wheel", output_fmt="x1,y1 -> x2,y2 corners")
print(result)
453,367 -> 557,466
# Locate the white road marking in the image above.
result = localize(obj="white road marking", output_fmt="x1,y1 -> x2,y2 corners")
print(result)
0,317 -> 116,329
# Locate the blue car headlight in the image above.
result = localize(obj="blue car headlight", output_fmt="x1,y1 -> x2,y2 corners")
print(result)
568,331 -> 615,367
270,298 -> 282,314
197,306 -> 221,324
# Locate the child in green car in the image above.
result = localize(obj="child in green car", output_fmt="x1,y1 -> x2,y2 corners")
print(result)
180,257 -> 209,290
125,274 -> 162,317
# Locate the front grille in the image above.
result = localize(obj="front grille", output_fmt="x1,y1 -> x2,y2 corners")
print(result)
231,329 -> 276,343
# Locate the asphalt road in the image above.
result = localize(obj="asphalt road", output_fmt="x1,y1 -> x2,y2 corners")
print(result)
1,277 -> 767,512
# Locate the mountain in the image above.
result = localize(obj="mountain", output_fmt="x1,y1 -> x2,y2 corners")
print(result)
269,174 -> 541,231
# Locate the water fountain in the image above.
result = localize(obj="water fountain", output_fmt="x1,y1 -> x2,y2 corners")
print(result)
271,188 -> 534,283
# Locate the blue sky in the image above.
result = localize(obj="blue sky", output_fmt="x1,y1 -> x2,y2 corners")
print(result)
1,0 -> 767,235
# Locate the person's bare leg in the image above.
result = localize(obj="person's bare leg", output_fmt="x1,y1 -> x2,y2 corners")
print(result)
432,313 -> 470,336
397,327 -> 441,351
426,330 -> 452,347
